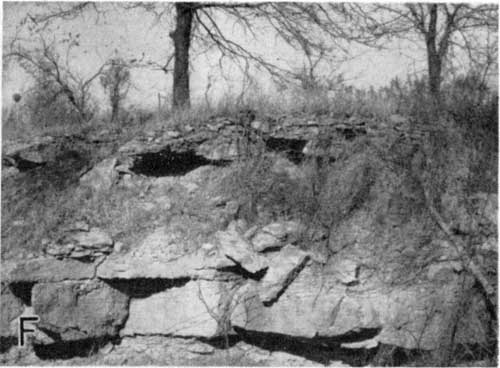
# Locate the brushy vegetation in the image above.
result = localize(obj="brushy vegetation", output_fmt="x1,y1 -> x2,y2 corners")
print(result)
1,69 -> 497,366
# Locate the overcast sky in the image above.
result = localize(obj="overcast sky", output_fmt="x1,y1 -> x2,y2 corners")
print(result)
1,2 -> 489,109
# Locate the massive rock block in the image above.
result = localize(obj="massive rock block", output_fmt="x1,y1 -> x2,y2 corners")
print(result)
122,280 -> 226,338
0,284 -> 24,338
4,258 -> 96,283
32,280 -> 129,341
231,264 -> 345,339
231,261 -> 476,350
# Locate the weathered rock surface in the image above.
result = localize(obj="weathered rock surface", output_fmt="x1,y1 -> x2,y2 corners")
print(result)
122,280 -> 223,338
232,261 -> 481,350
102,336 -> 216,365
216,228 -> 269,274
3,258 -> 96,283
1,115 -> 495,366
258,244 -> 309,303
68,227 -> 113,249
251,221 -> 302,252
32,280 -> 128,341
0,285 -> 24,337
79,157 -> 118,192
97,225 -> 234,279
46,227 -> 114,260
330,258 -> 359,285
1,166 -> 20,178
97,249 -> 229,280
2,136 -> 55,165
231,264 -> 346,339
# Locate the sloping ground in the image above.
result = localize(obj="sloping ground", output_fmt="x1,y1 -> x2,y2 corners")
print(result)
1,113 -> 497,366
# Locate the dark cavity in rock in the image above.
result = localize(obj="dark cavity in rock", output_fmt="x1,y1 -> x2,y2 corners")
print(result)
264,137 -> 307,164
233,326 -> 382,366
103,278 -> 190,298
9,282 -> 35,306
335,126 -> 367,141
130,148 -> 228,177
217,265 -> 267,281
0,337 -> 17,354
2,156 -> 45,171
33,336 -> 119,360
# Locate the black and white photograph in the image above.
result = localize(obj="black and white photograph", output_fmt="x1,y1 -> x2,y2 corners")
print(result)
1,1 -> 498,366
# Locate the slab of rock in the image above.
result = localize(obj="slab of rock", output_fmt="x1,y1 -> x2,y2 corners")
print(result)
251,221 -> 302,252
3,136 -> 55,162
2,166 -> 20,178
231,264 -> 345,338
122,280 -> 221,338
97,223 -> 236,280
0,284 -> 24,337
32,280 -> 128,341
68,227 -> 113,250
241,345 -> 324,367
45,227 -> 114,260
97,249 -> 231,280
251,232 -> 281,252
4,258 -> 96,283
79,157 -> 118,192
216,228 -> 268,274
324,278 -> 471,350
62,220 -> 90,232
231,261 -> 475,350
330,258 -> 359,285
270,157 -> 305,180
259,245 -> 309,303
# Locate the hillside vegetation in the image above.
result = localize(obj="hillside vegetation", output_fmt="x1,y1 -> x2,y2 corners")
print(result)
1,76 -> 498,367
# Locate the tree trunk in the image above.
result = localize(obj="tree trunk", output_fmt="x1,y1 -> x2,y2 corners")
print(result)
425,4 -> 442,109
110,85 -> 119,122
171,3 -> 193,109
427,48 -> 442,105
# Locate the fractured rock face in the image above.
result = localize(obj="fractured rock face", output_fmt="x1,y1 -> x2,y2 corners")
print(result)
329,258 -> 359,285
3,136 -> 55,168
216,228 -> 268,274
0,285 -> 24,338
3,258 -> 96,283
258,245 -> 309,303
251,221 -> 302,252
68,227 -> 113,250
122,280 -> 223,338
231,259 -> 474,351
45,227 -> 114,260
32,280 -> 129,341
231,264 -> 345,339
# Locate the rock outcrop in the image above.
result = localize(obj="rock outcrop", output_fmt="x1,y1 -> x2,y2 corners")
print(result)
32,280 -> 129,341
1,114 -> 495,366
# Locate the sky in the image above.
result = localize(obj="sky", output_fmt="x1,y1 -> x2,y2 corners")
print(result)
1,2 -> 495,110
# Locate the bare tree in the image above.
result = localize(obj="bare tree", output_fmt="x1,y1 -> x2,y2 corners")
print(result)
100,57 -> 131,123
6,33 -> 106,122
348,3 -> 498,107
19,2 -> 359,109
